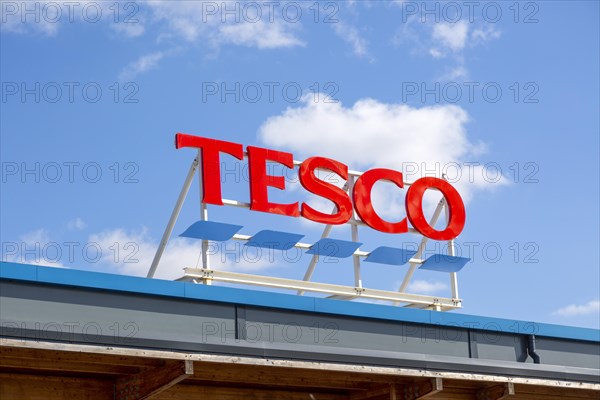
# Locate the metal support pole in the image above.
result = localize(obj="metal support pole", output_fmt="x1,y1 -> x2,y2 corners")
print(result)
297,182 -> 349,295
147,157 -> 199,278
348,176 -> 362,288
445,199 -> 459,300
197,150 -> 210,271
394,198 -> 446,305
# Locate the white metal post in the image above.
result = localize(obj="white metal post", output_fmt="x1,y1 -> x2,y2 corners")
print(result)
445,199 -> 459,300
394,198 -> 446,305
147,157 -> 199,278
348,176 -> 362,288
297,182 -> 349,295
197,150 -> 210,271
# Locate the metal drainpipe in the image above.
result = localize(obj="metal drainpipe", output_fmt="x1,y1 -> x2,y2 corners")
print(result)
527,335 -> 541,364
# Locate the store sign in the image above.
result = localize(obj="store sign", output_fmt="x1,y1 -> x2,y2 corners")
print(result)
176,133 -> 465,241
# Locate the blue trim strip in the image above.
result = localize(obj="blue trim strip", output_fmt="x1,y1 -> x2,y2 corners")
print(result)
1,262 -> 598,343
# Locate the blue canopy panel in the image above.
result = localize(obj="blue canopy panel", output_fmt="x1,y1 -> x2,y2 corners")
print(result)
179,221 -> 243,241
364,247 -> 418,266
246,230 -> 305,251
419,254 -> 471,272
306,239 -> 362,258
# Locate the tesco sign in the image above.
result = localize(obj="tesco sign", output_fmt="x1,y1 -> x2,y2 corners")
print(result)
176,133 -> 466,241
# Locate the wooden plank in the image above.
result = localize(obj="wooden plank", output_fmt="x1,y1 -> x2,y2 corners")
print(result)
0,356 -> 142,376
115,360 -> 193,400
0,373 -> 113,400
350,384 -> 395,400
513,383 -> 600,400
0,346 -> 163,368
190,362 -> 404,390
404,378 -> 443,400
477,383 -> 515,400
154,383 -> 348,400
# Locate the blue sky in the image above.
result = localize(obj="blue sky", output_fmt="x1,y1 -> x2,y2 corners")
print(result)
1,1 -> 599,328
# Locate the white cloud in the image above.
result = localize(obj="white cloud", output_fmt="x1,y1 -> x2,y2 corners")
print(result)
428,48 -> 444,58
432,21 -> 469,52
0,1 -> 59,36
332,22 -> 372,60
259,95 -> 509,211
67,217 -> 86,231
471,26 -> 502,43
219,20 -> 304,49
146,1 -> 304,49
118,51 -> 166,81
1,1 -> 146,37
88,227 -> 280,280
407,279 -> 447,294
111,1 -> 304,78
395,14 -> 501,79
110,21 -> 145,38
1,229 -> 64,268
438,65 -> 469,81
553,300 -> 600,317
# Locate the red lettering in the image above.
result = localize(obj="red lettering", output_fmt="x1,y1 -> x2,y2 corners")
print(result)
175,133 -> 243,205
352,169 -> 408,234
299,157 -> 352,225
175,134 -> 467,241
247,146 -> 299,217
405,177 -> 465,241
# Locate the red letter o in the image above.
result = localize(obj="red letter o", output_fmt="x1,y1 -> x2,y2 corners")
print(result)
352,169 -> 408,234
406,177 -> 465,240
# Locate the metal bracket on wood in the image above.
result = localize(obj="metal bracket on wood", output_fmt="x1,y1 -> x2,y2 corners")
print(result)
476,383 -> 515,400
115,360 -> 194,400
403,378 -> 443,400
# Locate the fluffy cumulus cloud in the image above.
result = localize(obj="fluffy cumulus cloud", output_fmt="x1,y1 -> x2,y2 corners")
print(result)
553,300 -> 600,317
259,95 -> 508,216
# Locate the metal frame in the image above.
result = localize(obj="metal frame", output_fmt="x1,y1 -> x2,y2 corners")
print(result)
147,155 -> 463,311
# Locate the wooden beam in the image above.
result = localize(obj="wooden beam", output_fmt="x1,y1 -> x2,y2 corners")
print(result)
0,346 -> 164,368
0,356 -> 142,376
153,384 -> 349,400
190,362 -> 401,390
115,360 -> 193,400
404,378 -> 443,400
351,384 -> 400,400
477,383 -> 515,400
0,373 -> 114,400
